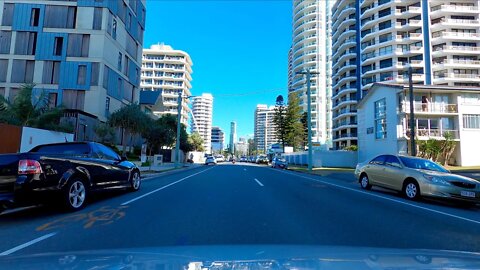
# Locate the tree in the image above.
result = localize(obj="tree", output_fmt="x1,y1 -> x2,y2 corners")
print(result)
440,131 -> 456,166
247,138 -> 255,155
94,123 -> 116,143
109,103 -> 149,155
285,92 -> 305,151
188,132 -> 205,152
273,95 -> 288,151
0,84 -> 72,132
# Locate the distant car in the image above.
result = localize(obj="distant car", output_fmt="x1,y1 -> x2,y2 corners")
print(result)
205,156 -> 217,165
355,154 -> 480,204
214,155 -> 224,163
271,157 -> 288,169
240,156 -> 247,162
256,155 -> 269,165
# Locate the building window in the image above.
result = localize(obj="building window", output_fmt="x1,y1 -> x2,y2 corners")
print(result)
105,97 -> 110,111
77,65 -> 87,85
62,90 -> 85,110
463,114 -> 480,129
2,4 -> 14,26
112,19 -> 117,39
374,98 -> 387,139
42,61 -> 61,84
44,6 -> 76,28
11,60 -> 34,83
93,7 -> 103,30
14,32 -> 37,55
117,52 -> 122,70
48,92 -> 57,108
30,8 -> 40,27
67,34 -> 89,57
0,31 -> 12,54
0,59 -> 7,82
124,55 -> 129,75
53,37 -> 63,56
90,62 -> 99,86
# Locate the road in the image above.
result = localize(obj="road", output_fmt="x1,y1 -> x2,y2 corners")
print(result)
0,163 -> 480,256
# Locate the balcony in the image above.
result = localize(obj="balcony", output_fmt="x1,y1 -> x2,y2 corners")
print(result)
434,73 -> 480,81
333,132 -> 358,140
432,31 -> 480,40
431,4 -> 479,13
401,102 -> 458,114
404,129 -> 459,140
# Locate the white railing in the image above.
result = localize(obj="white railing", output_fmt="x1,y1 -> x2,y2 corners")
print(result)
404,129 -> 459,139
402,102 -> 458,113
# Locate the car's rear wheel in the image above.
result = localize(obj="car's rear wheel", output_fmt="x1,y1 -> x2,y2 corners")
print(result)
130,170 -> 141,191
360,174 -> 372,190
403,180 -> 420,200
63,178 -> 88,211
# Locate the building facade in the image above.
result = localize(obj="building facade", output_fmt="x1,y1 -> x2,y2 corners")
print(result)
331,0 -> 480,150
358,83 -> 480,166
0,0 -> 146,140
289,0 -> 333,146
140,44 -> 192,125
235,137 -> 248,156
254,104 -> 278,153
229,121 -> 236,154
211,126 -> 224,153
190,93 -> 213,153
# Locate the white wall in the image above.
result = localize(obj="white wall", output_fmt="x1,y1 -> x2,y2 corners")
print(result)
284,150 -> 357,168
358,87 -> 399,163
457,100 -> 480,166
20,127 -> 74,152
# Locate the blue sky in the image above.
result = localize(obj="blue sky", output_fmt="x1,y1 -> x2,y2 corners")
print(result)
144,1 -> 292,141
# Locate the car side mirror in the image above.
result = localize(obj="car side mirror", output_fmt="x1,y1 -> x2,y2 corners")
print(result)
120,156 -> 127,161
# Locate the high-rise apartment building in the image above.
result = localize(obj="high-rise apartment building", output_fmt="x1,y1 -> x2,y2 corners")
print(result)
140,44 -> 192,125
191,93 -> 213,153
229,121 -> 237,154
331,0 -> 480,149
211,126 -> 224,153
289,0 -> 333,146
0,0 -> 146,140
254,104 -> 278,153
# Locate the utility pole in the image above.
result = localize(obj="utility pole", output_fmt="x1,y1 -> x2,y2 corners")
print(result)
296,70 -> 320,172
408,66 -> 416,156
174,91 -> 182,168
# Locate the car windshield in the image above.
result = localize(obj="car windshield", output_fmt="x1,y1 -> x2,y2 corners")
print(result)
399,156 -> 449,173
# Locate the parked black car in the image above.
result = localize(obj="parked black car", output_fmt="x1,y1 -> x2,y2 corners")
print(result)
0,142 -> 141,212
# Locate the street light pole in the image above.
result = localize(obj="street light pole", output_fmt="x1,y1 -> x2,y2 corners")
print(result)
408,66 -> 416,156
174,91 -> 182,168
296,70 -> 319,172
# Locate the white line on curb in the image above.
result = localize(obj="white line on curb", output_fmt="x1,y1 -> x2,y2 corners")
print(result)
0,233 -> 57,256
121,167 -> 215,206
254,178 -> 264,187
277,169 -> 480,225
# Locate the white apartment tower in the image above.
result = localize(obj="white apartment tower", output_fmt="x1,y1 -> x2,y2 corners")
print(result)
331,0 -> 480,149
254,104 -> 278,153
211,126 -> 224,153
191,93 -> 213,153
290,0 -> 333,146
140,44 -> 192,125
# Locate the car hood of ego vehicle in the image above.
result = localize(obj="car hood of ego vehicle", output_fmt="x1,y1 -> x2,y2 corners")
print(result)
0,245 -> 479,270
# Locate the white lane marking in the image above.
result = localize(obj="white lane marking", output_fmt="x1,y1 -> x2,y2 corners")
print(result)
0,232 -> 57,256
121,167 -> 215,206
0,205 -> 40,216
277,169 -> 480,225
254,178 -> 264,187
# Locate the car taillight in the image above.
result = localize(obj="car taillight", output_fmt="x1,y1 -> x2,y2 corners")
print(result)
18,160 -> 43,175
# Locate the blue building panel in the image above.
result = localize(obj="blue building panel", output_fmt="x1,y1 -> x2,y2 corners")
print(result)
106,68 -> 123,100
32,88 -> 62,107
59,61 -> 92,91
12,3 -> 45,32
137,1 -> 146,28
128,61 -> 140,86
35,32 -> 68,61
78,0 -> 118,17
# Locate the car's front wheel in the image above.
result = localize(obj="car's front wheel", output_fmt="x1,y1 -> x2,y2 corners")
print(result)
129,170 -> 141,191
360,174 -> 372,190
403,180 -> 420,200
63,178 -> 88,211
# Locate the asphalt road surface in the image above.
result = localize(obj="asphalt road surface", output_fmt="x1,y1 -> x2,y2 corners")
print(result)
0,163 -> 479,256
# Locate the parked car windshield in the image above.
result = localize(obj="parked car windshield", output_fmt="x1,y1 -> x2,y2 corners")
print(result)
399,156 -> 449,173
29,143 -> 90,155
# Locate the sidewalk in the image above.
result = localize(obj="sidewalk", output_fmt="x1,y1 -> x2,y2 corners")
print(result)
139,163 -> 201,179
287,165 -> 357,183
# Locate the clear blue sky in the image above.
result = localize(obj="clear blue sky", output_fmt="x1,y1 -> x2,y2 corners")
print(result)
144,1 -> 292,141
